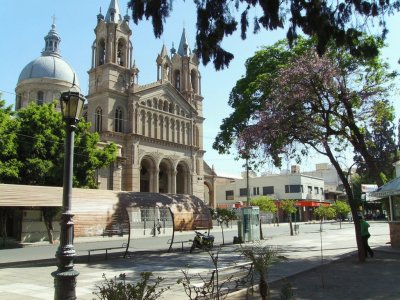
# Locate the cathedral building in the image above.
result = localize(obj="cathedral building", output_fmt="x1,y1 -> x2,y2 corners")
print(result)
15,0 -> 216,206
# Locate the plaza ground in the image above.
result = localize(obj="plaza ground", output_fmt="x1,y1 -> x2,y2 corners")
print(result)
0,221 -> 398,299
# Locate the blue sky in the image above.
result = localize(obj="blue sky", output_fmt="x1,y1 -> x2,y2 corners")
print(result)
1,1 -> 399,177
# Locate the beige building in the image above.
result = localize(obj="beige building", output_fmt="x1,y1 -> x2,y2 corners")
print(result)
15,0 -> 216,205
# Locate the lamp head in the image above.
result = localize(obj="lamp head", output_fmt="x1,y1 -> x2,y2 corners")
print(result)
60,91 -> 85,122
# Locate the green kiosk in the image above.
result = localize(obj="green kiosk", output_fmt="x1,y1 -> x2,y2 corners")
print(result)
237,206 -> 260,242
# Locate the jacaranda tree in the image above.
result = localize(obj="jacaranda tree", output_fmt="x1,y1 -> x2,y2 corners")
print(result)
213,37 -> 397,261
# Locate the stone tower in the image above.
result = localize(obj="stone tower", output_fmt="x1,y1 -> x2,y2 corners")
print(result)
86,0 -> 209,200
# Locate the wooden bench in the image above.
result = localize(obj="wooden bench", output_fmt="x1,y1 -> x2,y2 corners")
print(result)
167,239 -> 193,252
87,243 -> 127,261
191,261 -> 254,298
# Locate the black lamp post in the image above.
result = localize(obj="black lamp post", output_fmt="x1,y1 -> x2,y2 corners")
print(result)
52,91 -> 85,300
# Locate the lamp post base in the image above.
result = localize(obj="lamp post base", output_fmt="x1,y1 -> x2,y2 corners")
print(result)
52,269 -> 79,300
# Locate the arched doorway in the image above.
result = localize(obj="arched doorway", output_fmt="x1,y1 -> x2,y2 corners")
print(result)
204,180 -> 215,207
159,159 -> 172,193
140,156 -> 156,192
176,161 -> 190,194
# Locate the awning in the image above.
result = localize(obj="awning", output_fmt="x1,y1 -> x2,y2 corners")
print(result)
296,200 -> 330,207
369,177 -> 400,199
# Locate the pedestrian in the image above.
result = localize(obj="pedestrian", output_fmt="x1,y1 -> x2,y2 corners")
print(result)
156,219 -> 162,235
359,216 -> 374,258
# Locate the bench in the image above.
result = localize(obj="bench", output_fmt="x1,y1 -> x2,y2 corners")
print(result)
294,224 -> 300,235
102,225 -> 124,237
190,262 -> 254,298
87,243 -> 127,261
167,239 -> 193,252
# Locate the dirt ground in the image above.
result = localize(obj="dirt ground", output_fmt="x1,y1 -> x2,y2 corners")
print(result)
267,250 -> 400,300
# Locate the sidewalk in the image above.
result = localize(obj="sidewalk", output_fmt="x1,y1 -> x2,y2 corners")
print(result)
0,222 -> 398,299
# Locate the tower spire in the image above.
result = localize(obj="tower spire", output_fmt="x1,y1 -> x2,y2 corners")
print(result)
177,28 -> 190,56
105,0 -> 122,23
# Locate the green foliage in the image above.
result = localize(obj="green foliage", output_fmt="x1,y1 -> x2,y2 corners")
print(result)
332,201 -> 351,217
213,36 -> 396,191
209,208 -> 237,225
15,102 -> 64,185
239,243 -> 281,300
1,102 -> 117,187
251,196 -> 277,213
314,206 -> 337,220
0,98 -> 21,182
128,0 -> 397,70
93,272 -> 169,300
280,200 -> 297,215
74,121 -> 118,188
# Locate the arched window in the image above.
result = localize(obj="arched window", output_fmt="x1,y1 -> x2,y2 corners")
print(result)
37,91 -> 44,105
95,107 -> 102,132
117,38 -> 126,66
191,69 -> 198,93
114,107 -> 123,133
98,39 -> 106,66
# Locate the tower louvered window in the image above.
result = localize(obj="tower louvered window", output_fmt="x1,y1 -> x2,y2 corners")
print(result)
95,107 -> 102,132
115,107 -> 123,132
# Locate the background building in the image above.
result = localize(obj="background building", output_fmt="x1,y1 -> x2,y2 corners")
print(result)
214,164 -> 348,221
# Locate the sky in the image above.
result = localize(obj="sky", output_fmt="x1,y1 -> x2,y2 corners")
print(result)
1,1 -> 399,178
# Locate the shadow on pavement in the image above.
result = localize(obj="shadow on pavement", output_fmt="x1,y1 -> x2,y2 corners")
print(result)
268,249 -> 400,300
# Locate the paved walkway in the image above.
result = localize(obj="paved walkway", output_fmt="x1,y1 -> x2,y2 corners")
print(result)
0,221 -> 397,299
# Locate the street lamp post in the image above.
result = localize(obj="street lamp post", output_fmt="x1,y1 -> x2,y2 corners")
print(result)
52,91 -> 85,300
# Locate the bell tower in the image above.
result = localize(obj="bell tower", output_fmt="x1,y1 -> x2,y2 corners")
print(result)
87,0 -> 133,133
170,28 -> 203,116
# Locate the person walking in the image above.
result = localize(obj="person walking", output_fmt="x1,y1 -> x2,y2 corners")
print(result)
359,216 -> 374,258
156,219 -> 162,235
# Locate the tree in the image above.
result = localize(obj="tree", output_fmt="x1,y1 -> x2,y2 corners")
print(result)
280,200 -> 297,236
6,102 -> 118,243
332,200 -> 351,229
354,100 -> 399,183
251,196 -> 277,239
0,98 -> 21,183
213,37 -> 397,261
209,207 -> 236,245
314,206 -> 337,223
0,97 -> 21,245
15,102 -> 118,188
128,0 -> 399,70
239,243 -> 279,300
313,205 -> 337,287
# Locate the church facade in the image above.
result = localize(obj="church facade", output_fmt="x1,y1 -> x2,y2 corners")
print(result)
15,0 -> 216,206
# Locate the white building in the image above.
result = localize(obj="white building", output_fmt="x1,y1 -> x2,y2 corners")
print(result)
215,164 -> 343,221
216,171 -> 324,202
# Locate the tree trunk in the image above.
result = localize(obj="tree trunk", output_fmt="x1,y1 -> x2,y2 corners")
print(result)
323,142 -> 365,262
289,218 -> 293,236
220,221 -> 225,245
259,219 -> 264,240
44,219 -> 54,244
259,275 -> 269,300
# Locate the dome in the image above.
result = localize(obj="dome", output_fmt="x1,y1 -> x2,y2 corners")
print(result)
17,22 -> 80,89
18,55 -> 80,87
